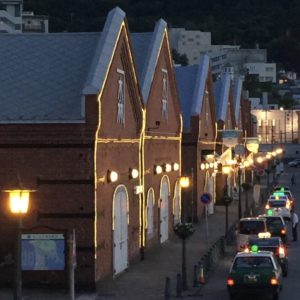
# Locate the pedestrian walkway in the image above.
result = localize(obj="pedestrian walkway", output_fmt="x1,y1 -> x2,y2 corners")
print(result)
0,200 -> 243,300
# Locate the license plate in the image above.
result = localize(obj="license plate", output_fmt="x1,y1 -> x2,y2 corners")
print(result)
244,275 -> 258,283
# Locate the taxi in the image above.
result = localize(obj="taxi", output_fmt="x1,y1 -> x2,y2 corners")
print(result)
265,195 -> 291,221
227,249 -> 283,300
259,214 -> 287,244
247,235 -> 288,277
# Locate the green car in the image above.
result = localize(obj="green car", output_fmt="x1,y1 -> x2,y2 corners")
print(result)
227,250 -> 283,300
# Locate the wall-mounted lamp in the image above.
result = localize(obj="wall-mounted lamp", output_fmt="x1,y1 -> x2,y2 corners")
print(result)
173,163 -> 179,171
129,168 -> 139,179
209,162 -> 214,169
107,170 -> 118,183
200,163 -> 206,170
256,156 -> 264,164
179,176 -> 190,188
164,163 -> 172,173
205,163 -> 210,169
222,165 -> 231,174
154,165 -> 163,175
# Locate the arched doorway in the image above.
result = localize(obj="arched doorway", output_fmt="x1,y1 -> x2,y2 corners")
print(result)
112,185 -> 129,276
160,176 -> 170,243
146,188 -> 155,239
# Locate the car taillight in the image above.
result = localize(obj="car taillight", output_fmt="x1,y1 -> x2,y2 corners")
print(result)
281,229 -> 286,235
278,246 -> 285,258
286,201 -> 290,209
270,278 -> 278,285
227,278 -> 235,286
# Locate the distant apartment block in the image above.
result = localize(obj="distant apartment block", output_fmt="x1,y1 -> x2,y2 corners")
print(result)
0,0 -> 48,33
244,62 -> 276,83
169,27 -> 269,80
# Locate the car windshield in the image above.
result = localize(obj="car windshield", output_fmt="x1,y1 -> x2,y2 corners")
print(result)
249,238 -> 279,247
266,218 -> 284,230
239,221 -> 265,234
268,200 -> 286,207
233,256 -> 273,269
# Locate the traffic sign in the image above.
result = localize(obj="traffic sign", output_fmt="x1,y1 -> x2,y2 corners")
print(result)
200,193 -> 212,205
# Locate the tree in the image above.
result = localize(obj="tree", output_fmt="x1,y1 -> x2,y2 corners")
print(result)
171,49 -> 188,66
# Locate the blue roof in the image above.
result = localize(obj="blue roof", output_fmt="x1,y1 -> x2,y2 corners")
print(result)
175,65 -> 198,130
233,76 -> 244,123
0,33 -> 100,122
175,54 -> 210,131
0,6 -> 126,123
191,54 -> 210,115
214,73 -> 231,121
131,19 -> 167,104
131,32 -> 153,81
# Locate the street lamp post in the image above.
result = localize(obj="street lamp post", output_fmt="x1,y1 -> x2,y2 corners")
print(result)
178,176 -> 191,291
6,189 -> 32,300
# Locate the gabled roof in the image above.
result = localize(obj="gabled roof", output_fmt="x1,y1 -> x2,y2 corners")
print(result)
0,7 -> 125,123
233,76 -> 244,123
175,54 -> 210,130
214,73 -> 231,122
175,65 -> 198,130
83,7 -> 125,95
131,19 -> 167,104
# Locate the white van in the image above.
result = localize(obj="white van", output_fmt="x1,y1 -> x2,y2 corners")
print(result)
236,217 -> 268,251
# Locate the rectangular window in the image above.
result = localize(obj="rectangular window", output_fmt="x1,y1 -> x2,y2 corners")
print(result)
15,4 -> 21,17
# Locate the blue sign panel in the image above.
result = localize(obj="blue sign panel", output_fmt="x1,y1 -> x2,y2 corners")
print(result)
200,193 -> 212,205
21,233 -> 65,271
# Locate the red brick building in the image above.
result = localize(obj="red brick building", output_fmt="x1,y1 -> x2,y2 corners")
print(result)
175,54 -> 216,222
131,19 -> 182,250
0,8 -> 144,288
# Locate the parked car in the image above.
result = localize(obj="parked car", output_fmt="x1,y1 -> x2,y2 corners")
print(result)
287,159 -> 300,167
259,214 -> 288,244
236,217 -> 268,251
247,236 -> 288,276
227,250 -> 283,300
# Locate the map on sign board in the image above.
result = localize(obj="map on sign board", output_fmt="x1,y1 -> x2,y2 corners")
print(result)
21,233 -> 65,271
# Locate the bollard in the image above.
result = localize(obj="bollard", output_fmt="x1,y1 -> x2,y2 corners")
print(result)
176,273 -> 182,298
193,265 -> 198,287
164,276 -> 171,299
198,263 -> 205,285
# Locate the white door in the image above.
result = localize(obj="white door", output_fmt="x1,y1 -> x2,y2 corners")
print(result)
207,175 -> 214,215
146,189 -> 154,238
160,177 -> 169,243
173,181 -> 181,225
113,186 -> 128,275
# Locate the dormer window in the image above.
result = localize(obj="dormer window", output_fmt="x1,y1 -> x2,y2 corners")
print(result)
162,69 -> 168,121
116,69 -> 125,126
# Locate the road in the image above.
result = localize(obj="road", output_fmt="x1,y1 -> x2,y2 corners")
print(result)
199,166 -> 300,300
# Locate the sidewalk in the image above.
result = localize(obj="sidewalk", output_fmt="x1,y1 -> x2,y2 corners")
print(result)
0,202 -> 240,300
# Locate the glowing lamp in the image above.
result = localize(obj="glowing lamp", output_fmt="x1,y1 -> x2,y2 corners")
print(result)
205,163 -> 210,169
276,148 -> 283,155
209,162 -> 214,168
258,232 -> 271,239
173,163 -> 179,171
200,163 -> 205,170
129,168 -> 139,179
272,151 -> 276,157
180,177 -> 190,188
8,190 -> 30,214
251,245 -> 258,253
154,165 -> 163,175
266,153 -> 272,160
164,163 -> 172,173
243,160 -> 250,168
222,165 -> 231,174
256,156 -> 264,164
267,209 -> 273,216
107,170 -> 118,183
